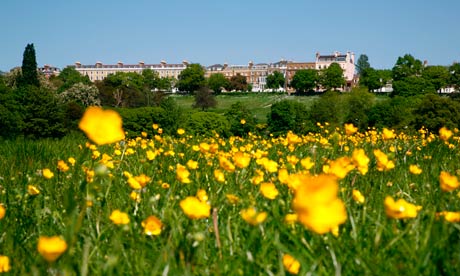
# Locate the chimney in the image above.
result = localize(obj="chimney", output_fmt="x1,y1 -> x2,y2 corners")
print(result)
96,61 -> 102,68
139,61 -> 145,67
160,60 -> 167,67
117,61 -> 123,67
182,60 -> 189,66
75,61 -> 81,68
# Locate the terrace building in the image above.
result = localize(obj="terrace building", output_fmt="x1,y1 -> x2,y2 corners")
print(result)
72,60 -> 189,82
315,51 -> 356,90
38,64 -> 61,78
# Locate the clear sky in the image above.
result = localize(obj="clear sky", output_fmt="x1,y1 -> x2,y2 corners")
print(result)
1,0 -> 459,72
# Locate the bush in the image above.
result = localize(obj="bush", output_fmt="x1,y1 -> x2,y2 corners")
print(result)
412,94 -> 460,131
309,91 -> 346,128
368,96 -> 416,131
186,111 -> 231,137
343,88 -> 375,130
225,101 -> 257,137
116,107 -> 165,137
267,99 -> 313,135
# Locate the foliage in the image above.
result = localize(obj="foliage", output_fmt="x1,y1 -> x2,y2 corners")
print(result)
267,99 -> 312,135
310,91 -> 346,127
449,63 -> 460,90
176,64 -> 206,93
18,86 -> 67,138
319,63 -> 346,91
290,69 -> 318,93
55,67 -> 91,92
422,65 -> 450,91
19,43 -> 39,87
207,73 -> 229,94
392,75 -> 436,97
0,82 -> 23,137
368,96 -> 417,130
356,54 -> 370,75
392,54 -> 423,81
224,101 -> 258,137
412,94 -> 460,131
186,111 -> 231,136
343,88 -> 375,130
116,107 -> 165,137
98,72 -> 147,107
193,87 -> 217,111
228,73 -> 249,92
159,97 -> 187,135
359,68 -> 392,91
265,71 -> 285,90
59,83 -> 101,107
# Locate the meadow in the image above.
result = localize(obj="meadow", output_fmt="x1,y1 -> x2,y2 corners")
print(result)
0,107 -> 459,275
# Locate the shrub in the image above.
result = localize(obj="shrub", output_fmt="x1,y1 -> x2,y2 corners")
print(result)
225,101 -> 257,137
309,91 -> 346,128
368,96 -> 416,131
186,111 -> 231,137
116,107 -> 165,137
267,99 -> 312,135
412,94 -> 460,131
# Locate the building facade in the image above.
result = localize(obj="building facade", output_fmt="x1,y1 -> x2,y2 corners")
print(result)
72,60 -> 189,82
315,51 -> 355,90
38,64 -> 61,78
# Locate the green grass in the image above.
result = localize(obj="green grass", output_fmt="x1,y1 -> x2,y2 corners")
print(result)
0,124 -> 459,275
169,93 -> 320,123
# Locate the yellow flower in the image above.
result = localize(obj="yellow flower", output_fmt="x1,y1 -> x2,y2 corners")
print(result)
233,152 -> 251,169
0,255 -> 11,273
67,157 -> 76,166
240,207 -> 267,225
286,155 -> 299,166
177,128 -> 185,135
439,171 -> 460,192
141,216 -> 163,236
323,157 -> 355,179
284,213 -> 298,225
344,123 -> 358,136
78,106 -> 125,145
278,168 -> 290,185
384,196 -> 421,219
127,177 -> 142,190
180,196 -> 211,219
382,128 -> 396,140
42,168 -> 54,179
57,160 -> 69,172
409,164 -> 423,175
214,169 -> 226,183
259,182 -> 279,200
293,174 -> 347,234
152,123 -> 159,130
437,211 -> 460,223
439,127 -> 453,141
134,174 -> 151,187
283,254 -> 300,275
352,149 -> 369,175
196,189 -> 209,202
109,210 -> 130,225
186,160 -> 199,170
240,119 -> 246,125
146,150 -> 157,161
28,185 -> 40,196
352,189 -> 365,204
37,236 -> 68,262
0,205 -> 5,220
219,156 -> 235,172
226,194 -> 240,205
176,164 -> 191,184
300,157 -> 314,170
130,191 -> 141,202
373,149 -> 395,171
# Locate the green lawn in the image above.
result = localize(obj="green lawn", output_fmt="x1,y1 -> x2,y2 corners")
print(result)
168,93 -> 320,123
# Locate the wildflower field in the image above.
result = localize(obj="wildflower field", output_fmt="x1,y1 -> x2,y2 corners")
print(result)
0,107 -> 460,275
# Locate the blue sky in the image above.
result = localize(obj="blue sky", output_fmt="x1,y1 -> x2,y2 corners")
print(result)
1,0 -> 459,72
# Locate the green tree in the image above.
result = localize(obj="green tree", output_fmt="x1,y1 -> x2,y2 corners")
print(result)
267,100 -> 312,135
310,91 -> 346,126
59,83 -> 100,107
392,76 -> 436,97
290,69 -> 318,93
356,54 -> 370,75
422,65 -> 449,91
56,67 -> 91,92
207,73 -> 229,94
193,87 -> 217,111
343,87 -> 375,129
100,72 -> 146,107
0,80 -> 23,137
177,64 -> 206,93
320,63 -> 345,91
19,43 -> 40,87
228,74 -> 248,91
224,101 -> 257,137
368,96 -> 416,130
392,54 -> 423,81
412,94 -> 460,131
449,63 -> 460,91
266,71 -> 285,91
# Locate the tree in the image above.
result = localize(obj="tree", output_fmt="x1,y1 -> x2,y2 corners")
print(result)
224,101 -> 257,137
320,63 -> 345,91
412,94 -> 460,131
19,43 -> 40,87
392,54 -> 423,81
449,63 -> 460,91
193,87 -> 217,111
55,66 -> 91,92
290,69 -> 318,93
207,73 -> 229,94
392,75 -> 436,97
266,71 -> 285,91
422,65 -> 449,91
356,54 -> 370,75
59,83 -> 101,107
228,74 -> 248,91
268,100 -> 312,135
100,72 -> 146,107
176,63 -> 206,93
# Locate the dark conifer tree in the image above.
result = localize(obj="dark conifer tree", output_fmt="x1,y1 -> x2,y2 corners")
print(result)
20,43 -> 40,87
